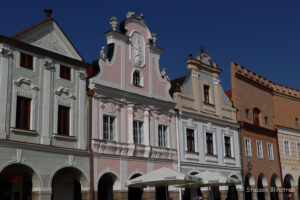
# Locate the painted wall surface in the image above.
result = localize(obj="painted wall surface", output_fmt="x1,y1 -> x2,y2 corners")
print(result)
89,15 -> 178,196
0,18 -> 90,200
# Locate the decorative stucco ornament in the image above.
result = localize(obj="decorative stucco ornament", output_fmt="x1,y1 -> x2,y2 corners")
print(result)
161,68 -> 170,81
100,46 -> 107,60
131,32 -> 145,67
136,13 -> 144,21
151,33 -> 157,46
110,17 -> 118,31
126,11 -> 135,19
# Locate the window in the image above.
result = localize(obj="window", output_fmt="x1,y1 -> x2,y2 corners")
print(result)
186,129 -> 195,152
133,121 -> 143,144
60,65 -> 71,80
245,109 -> 249,119
264,116 -> 268,126
16,96 -> 31,130
203,85 -> 210,104
57,105 -> 70,136
20,53 -> 33,70
244,137 -> 252,157
103,115 -> 115,141
206,132 -> 213,155
253,108 -> 261,125
284,140 -> 291,157
224,136 -> 231,157
297,142 -> 300,158
158,125 -> 168,147
133,71 -> 141,86
267,143 -> 274,160
296,118 -> 299,126
256,140 -> 263,159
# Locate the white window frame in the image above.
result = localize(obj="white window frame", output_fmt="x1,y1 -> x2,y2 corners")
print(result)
224,135 -> 233,158
130,69 -> 144,87
297,142 -> 300,158
284,140 -> 291,157
11,78 -> 38,131
204,129 -> 217,155
17,51 -> 37,72
103,115 -> 116,141
158,124 -> 168,148
256,140 -> 263,159
186,128 -> 196,152
133,120 -> 143,144
267,142 -> 274,160
244,137 -> 252,157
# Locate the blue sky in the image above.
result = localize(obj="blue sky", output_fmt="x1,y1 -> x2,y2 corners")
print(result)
1,0 -> 300,90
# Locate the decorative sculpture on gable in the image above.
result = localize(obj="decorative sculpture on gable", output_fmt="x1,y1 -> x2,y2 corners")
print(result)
131,32 -> 145,67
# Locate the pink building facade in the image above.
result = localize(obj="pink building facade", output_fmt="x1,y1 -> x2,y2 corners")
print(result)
88,12 -> 178,200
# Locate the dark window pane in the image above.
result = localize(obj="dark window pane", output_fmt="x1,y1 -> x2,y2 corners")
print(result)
58,105 -> 70,135
16,96 -> 31,130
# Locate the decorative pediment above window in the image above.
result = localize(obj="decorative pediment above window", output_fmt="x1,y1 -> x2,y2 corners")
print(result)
102,102 -> 117,115
54,87 -> 76,107
134,108 -> 144,120
159,114 -> 169,125
13,78 -> 39,98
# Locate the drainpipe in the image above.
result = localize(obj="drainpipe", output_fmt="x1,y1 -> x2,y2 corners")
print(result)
175,109 -> 182,200
88,90 -> 95,200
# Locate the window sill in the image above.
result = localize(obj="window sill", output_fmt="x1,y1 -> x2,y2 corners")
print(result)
10,128 -> 38,136
205,154 -> 218,163
53,134 -> 76,141
133,84 -> 144,88
186,151 -> 198,155
203,102 -> 215,106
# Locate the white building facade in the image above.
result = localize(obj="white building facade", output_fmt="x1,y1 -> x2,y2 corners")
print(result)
0,12 -> 90,200
171,50 -> 242,200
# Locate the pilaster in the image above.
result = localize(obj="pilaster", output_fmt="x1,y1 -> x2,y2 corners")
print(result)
78,72 -> 87,149
41,61 -> 55,145
0,47 -> 12,139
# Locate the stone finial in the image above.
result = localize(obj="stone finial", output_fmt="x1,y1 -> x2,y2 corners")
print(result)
126,11 -> 135,19
136,13 -> 144,21
100,46 -> 106,60
44,9 -> 53,18
151,33 -> 157,46
110,17 -> 118,31
200,46 -> 205,53
161,68 -> 170,81
211,62 -> 218,68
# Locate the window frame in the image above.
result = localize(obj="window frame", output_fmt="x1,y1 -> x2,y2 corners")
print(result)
158,125 -> 168,148
206,132 -> 214,155
203,85 -> 210,104
224,136 -> 232,157
186,128 -> 195,152
19,52 -> 33,70
284,139 -> 291,157
59,65 -> 71,80
267,142 -> 274,160
103,115 -> 116,141
297,142 -> 300,158
244,137 -> 252,157
133,120 -> 143,144
256,140 -> 264,159
57,105 -> 70,136
16,96 -> 31,130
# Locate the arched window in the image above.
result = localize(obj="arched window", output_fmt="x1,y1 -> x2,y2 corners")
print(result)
133,71 -> 141,86
253,108 -> 261,125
